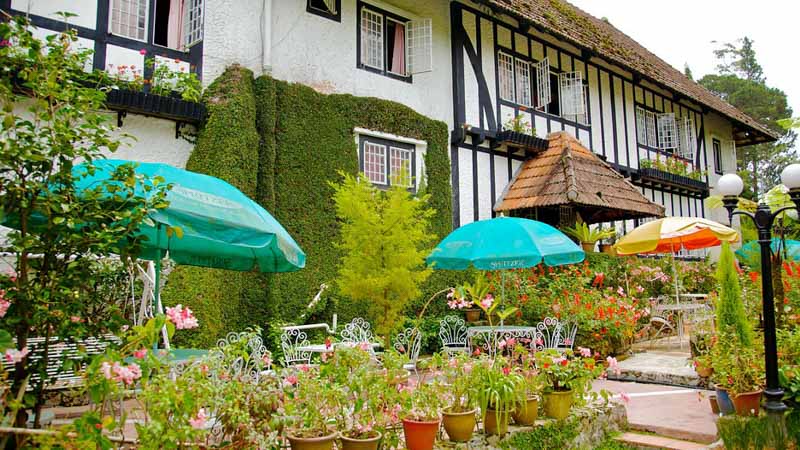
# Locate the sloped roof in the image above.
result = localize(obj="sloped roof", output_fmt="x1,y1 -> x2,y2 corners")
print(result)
494,132 -> 665,223
484,0 -> 779,144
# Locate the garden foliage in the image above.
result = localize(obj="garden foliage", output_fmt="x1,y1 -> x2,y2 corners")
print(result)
715,243 -> 754,347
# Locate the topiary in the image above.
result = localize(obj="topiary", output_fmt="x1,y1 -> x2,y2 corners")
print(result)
715,242 -> 754,348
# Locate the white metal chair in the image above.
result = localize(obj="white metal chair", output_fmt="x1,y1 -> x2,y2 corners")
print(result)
340,317 -> 376,354
393,327 -> 422,375
280,328 -> 312,367
532,317 -> 564,351
216,331 -> 272,382
439,315 -> 469,355
556,320 -> 577,351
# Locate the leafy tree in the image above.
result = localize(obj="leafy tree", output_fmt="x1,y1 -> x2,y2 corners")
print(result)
699,38 -> 796,198
0,17 -> 169,431
330,172 -> 434,346
683,63 -> 694,81
715,243 -> 754,347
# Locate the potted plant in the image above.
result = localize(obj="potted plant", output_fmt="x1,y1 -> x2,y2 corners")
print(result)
535,348 -> 602,420
694,353 -> 713,378
434,352 -> 479,442
727,345 -> 765,417
511,344 -> 543,426
448,281 -> 486,323
400,380 -> 445,450
381,348 -> 411,386
474,356 -> 525,436
450,274 -> 517,327
709,336 -> 736,415
598,230 -> 619,255
334,361 -> 385,450
562,222 -> 616,253
283,369 -> 341,450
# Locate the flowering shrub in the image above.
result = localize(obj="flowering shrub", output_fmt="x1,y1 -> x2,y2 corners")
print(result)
639,154 -> 707,181
534,349 -> 603,397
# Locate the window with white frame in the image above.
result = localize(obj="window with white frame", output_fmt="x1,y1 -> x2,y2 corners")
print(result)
183,0 -> 204,48
676,116 -> 695,160
559,71 -> 586,124
359,135 -> 416,190
635,106 -> 658,148
712,138 -> 723,175
358,3 -> 432,80
534,58 -> 551,109
110,0 -> 148,41
498,52 -> 515,102
307,0 -> 340,21
515,59 -> 532,107
657,113 -> 678,150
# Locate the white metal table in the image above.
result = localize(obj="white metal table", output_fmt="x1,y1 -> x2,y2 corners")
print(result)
467,326 -> 537,357
656,302 -> 708,348
296,342 -> 381,354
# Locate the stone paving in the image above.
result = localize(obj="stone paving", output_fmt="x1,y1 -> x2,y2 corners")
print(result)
607,351 -> 704,388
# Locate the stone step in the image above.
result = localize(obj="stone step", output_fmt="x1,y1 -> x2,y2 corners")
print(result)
628,419 -> 718,445
607,352 -> 705,389
616,432 -> 710,450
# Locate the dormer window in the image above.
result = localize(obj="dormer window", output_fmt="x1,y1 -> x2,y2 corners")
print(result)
357,2 -> 432,82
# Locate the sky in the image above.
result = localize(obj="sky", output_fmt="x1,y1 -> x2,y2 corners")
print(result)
568,0 -> 799,123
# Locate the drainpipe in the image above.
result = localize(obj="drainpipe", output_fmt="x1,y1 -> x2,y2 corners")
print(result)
261,0 -> 273,74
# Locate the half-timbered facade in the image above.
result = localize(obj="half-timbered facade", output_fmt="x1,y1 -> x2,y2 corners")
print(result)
4,0 -> 778,234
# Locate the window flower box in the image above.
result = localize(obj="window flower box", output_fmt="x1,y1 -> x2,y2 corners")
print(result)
637,167 -> 709,195
105,89 -> 205,124
496,130 -> 548,153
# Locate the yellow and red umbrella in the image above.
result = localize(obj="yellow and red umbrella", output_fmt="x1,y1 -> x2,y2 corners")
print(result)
613,217 -> 739,256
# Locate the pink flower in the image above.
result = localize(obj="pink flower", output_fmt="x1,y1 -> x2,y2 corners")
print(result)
133,348 -> 148,359
165,304 -> 199,330
324,337 -> 332,349
299,364 -> 310,372
139,48 -> 147,55
535,337 -> 544,346
619,391 -> 630,404
286,374 -> 298,386
480,294 -> 494,310
4,347 -> 28,364
358,342 -> 371,351
607,356 -> 621,376
0,40 -> 11,47
0,296 -> 10,318
563,338 -> 572,346
578,347 -> 592,358
99,361 -> 142,385
262,354 -> 272,367
189,408 -> 208,429
506,338 -> 517,347
498,339 -> 507,349
320,351 -> 329,362
70,316 -> 82,323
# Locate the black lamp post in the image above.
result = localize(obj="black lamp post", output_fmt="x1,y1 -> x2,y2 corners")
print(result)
717,165 -> 800,415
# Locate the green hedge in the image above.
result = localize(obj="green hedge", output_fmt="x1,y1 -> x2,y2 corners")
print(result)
162,67 -> 464,348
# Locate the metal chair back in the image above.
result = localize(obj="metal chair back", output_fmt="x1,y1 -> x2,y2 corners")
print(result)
394,327 -> 422,370
280,328 -> 312,367
439,315 -> 468,354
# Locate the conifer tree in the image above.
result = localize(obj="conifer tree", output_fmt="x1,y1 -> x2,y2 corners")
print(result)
715,242 -> 754,347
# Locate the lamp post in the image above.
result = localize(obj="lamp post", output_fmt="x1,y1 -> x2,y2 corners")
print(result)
717,164 -> 800,415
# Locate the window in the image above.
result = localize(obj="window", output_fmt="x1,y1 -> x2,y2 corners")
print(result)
657,113 -> 678,150
559,71 -> 586,124
183,0 -> 203,48
676,116 -> 695,160
307,0 -> 341,21
712,138 -> 723,175
110,0 -> 148,41
515,60 -> 532,107
357,3 -> 432,81
534,58 -> 551,109
498,52 -> 515,102
635,106 -> 658,148
359,135 -> 416,189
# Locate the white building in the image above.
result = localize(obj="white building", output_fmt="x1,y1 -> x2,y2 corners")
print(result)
3,0 -> 779,231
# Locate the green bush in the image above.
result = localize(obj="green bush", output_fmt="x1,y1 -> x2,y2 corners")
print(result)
716,242 -> 754,347
718,411 -> 800,450
162,69 -> 461,349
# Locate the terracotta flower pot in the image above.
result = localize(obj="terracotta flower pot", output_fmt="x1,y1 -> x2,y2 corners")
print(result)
715,387 -> 735,415
732,390 -> 763,417
484,408 -> 510,436
287,430 -> 337,450
511,396 -> 539,426
402,418 -> 440,450
599,244 -> 617,256
543,390 -> 573,420
695,364 -> 713,378
464,309 -> 481,323
709,394 -> 720,415
581,242 -> 596,253
339,431 -> 382,450
442,408 -> 476,442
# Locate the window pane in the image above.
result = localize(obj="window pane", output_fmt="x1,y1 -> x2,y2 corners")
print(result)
498,52 -> 515,102
110,0 -> 147,41
515,59 -> 531,107
363,142 -> 387,184
361,9 -> 383,70
183,0 -> 204,48
636,107 -> 647,145
390,147 -> 412,187
387,20 -> 405,75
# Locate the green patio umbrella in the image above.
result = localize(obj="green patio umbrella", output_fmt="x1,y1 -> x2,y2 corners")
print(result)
426,217 -> 584,324
736,238 -> 800,268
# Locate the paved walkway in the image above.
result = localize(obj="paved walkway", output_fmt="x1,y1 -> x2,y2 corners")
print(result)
595,379 -> 718,444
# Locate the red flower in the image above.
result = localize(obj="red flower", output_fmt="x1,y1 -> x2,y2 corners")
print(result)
784,262 -> 793,277
560,359 -> 568,367
543,362 -> 550,369
139,48 -> 147,55
749,271 -> 759,283
502,366 -> 511,375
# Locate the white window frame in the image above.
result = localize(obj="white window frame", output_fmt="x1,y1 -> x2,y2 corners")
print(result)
676,116 -> 695,160
183,0 -> 204,48
360,7 -> 384,71
721,139 -> 737,174
534,57 -> 551,109
362,141 -> 388,185
109,0 -> 149,42
498,51 -> 515,103
322,0 -> 338,14
405,18 -> 432,75
558,71 -> 586,124
356,129 -> 425,191
515,59 -> 532,107
390,146 -> 413,187
657,113 -> 678,150
635,107 -> 659,148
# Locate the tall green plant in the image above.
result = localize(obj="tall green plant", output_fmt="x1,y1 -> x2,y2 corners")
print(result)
331,172 -> 435,346
715,243 -> 754,347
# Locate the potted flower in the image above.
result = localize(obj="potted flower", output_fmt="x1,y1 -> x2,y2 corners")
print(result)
727,345 -> 765,417
693,353 -> 713,378
535,348 -> 602,420
449,279 -> 489,323
400,380 -> 446,450
562,222 -> 617,253
473,356 -> 525,435
510,344 -> 543,426
434,352 -> 479,442
598,230 -> 619,255
283,369 -> 341,450
381,348 -> 411,386
709,337 -> 736,415
335,362 -> 385,450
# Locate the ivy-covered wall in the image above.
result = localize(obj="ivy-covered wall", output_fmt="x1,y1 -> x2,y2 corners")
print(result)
163,66 -> 464,348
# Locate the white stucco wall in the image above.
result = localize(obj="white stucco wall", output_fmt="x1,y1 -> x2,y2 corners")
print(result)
105,113 -> 195,168
267,0 -> 453,129
11,0 -> 97,29
201,0 -> 264,84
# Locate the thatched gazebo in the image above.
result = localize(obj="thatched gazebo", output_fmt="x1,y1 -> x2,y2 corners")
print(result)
494,132 -> 664,226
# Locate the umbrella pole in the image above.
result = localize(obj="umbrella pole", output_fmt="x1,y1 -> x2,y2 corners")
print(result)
155,255 -> 171,351
500,271 -> 505,327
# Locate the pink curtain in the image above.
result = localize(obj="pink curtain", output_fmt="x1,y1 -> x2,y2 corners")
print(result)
391,24 -> 405,75
167,0 -> 184,49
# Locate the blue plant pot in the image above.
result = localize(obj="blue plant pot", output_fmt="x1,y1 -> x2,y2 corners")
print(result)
716,388 -> 736,415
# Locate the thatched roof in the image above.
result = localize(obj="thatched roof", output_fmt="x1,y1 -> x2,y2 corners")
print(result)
482,0 -> 779,145
494,132 -> 665,223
